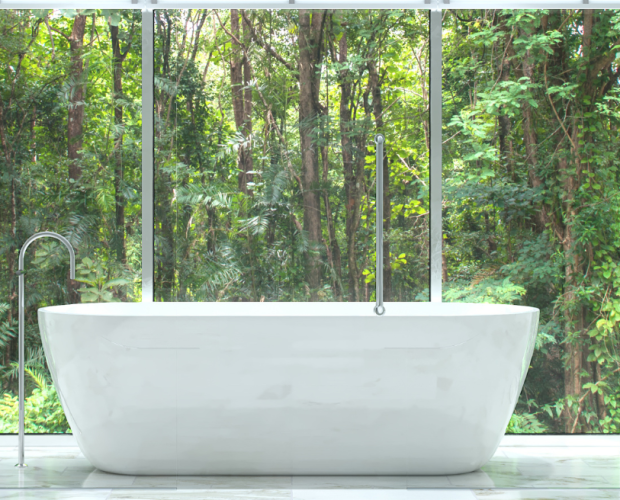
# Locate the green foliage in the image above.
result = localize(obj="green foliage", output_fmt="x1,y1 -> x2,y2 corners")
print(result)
443,9 -> 620,433
75,257 -> 131,302
0,367 -> 70,433
443,277 -> 526,304
0,303 -> 16,352
0,9 -> 142,431
506,411 -> 548,434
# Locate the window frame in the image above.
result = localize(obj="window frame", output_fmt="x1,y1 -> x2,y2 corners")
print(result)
141,7 -> 442,302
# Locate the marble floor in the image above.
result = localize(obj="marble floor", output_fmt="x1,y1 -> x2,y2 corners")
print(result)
0,436 -> 618,499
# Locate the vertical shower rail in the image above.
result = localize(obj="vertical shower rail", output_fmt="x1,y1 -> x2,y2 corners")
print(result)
142,8 -> 154,303
374,134 -> 386,316
429,8 -> 443,302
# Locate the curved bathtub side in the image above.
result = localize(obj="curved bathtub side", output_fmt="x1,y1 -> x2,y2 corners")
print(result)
38,309 -> 81,437
450,308 -> 539,473
475,307 -> 540,470
38,306 -> 539,475
38,309 -> 178,475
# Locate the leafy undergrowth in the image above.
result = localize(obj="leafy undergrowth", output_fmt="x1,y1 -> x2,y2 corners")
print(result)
0,367 -> 70,433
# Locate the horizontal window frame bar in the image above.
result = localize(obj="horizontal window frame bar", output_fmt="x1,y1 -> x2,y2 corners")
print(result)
1,3 -> 617,9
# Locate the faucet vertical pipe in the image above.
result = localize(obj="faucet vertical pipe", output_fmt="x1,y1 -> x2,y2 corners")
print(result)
374,135 -> 385,316
16,232 -> 75,468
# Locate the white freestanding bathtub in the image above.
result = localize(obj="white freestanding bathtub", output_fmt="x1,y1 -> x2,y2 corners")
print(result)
38,302 -> 538,476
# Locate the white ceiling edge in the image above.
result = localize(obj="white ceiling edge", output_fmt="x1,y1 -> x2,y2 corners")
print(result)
1,2 -> 618,11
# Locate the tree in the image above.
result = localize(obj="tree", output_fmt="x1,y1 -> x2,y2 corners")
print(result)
67,14 -> 87,181
229,9 -> 254,195
109,11 -> 136,264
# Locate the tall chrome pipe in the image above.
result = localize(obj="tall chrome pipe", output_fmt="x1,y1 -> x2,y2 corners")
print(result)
374,135 -> 385,316
16,232 -> 75,468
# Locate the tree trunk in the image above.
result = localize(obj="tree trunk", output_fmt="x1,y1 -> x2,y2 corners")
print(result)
336,31 -> 362,301
497,32 -> 515,179
230,9 -> 254,195
320,143 -> 342,298
593,360 -> 608,422
560,123 -> 586,432
67,14 -> 87,181
518,45 -> 559,236
110,23 -> 127,265
298,10 -> 325,299
242,12 -> 253,193
154,14 -> 176,301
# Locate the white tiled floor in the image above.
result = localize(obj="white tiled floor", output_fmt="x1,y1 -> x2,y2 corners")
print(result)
0,436 -> 618,499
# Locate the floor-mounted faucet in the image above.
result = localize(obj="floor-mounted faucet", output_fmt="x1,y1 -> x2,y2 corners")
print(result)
374,134 -> 385,316
15,232 -> 75,468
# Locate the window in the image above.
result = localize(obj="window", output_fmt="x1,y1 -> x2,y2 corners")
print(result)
2,5 -> 620,435
153,9 -> 430,302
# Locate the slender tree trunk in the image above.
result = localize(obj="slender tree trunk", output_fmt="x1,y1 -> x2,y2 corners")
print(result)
518,46 -> 560,237
66,15 -> 87,304
561,123 -> 586,432
154,14 -> 176,301
320,143 -> 342,298
336,32 -> 362,301
230,9 -> 254,195
521,56 -> 541,191
593,360 -> 607,421
442,253 -> 448,283
8,173 -> 17,314
110,23 -> 127,264
67,14 -> 87,181
298,10 -> 325,299
497,33 -> 515,179
242,12 -> 253,192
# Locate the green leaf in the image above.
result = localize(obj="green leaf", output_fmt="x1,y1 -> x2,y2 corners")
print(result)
32,9 -> 51,19
103,278 -> 130,289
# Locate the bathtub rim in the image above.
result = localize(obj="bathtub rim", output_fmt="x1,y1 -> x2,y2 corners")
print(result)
38,301 -> 540,318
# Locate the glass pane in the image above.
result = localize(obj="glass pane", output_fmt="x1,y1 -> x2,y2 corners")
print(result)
0,9 -> 142,432
443,9 -> 620,433
154,9 -> 429,302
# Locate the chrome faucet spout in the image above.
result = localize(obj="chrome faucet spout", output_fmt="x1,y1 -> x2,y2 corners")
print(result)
374,135 -> 385,316
16,232 -> 75,468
